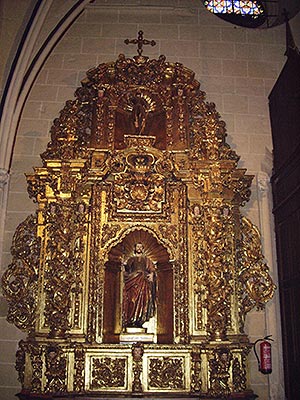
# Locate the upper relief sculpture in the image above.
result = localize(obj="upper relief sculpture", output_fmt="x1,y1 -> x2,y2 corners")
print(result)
41,47 -> 237,157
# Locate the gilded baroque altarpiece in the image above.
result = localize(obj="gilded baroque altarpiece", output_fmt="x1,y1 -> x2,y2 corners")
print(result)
2,50 -> 275,399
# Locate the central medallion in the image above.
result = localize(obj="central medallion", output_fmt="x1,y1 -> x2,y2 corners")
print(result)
130,183 -> 148,201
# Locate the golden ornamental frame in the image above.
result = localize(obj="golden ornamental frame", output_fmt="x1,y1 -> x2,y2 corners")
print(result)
2,51 -> 275,399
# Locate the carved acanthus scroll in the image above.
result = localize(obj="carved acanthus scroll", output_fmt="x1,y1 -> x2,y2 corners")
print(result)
2,215 -> 40,332
237,216 -> 276,325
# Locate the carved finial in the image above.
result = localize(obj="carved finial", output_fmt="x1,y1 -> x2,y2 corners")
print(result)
124,30 -> 156,56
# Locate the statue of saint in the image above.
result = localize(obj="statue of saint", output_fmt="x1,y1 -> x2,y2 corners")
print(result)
122,242 -> 156,328
131,92 -> 148,135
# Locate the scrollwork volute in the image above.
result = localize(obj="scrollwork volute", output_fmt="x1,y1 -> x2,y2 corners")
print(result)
237,216 -> 276,327
1,215 -> 40,332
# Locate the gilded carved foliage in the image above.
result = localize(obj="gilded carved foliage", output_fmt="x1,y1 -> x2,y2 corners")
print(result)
86,53 -> 195,93
83,54 -> 202,150
232,355 -> 247,392
2,215 -> 40,332
227,171 -> 253,206
42,86 -> 95,160
26,172 -> 58,202
15,341 -> 26,386
45,345 -> 67,393
27,162 -> 90,204
149,357 -> 185,389
94,89 -> 109,146
114,171 -> 165,212
207,347 -> 248,396
208,347 -> 232,397
191,348 -> 202,393
192,164 -> 253,207
173,184 -> 189,343
73,346 -> 85,392
101,223 -> 121,247
87,184 -> 104,343
193,200 -> 235,340
237,217 -> 276,326
29,342 -> 43,392
37,53 -> 242,167
132,343 -> 144,392
91,357 -> 126,388
188,94 -> 239,162
17,341 -> 44,393
43,200 -> 87,336
108,148 -> 177,214
191,205 -> 206,331
158,224 -> 178,249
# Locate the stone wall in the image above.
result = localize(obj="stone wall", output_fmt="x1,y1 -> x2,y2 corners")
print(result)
1,1 -> 300,399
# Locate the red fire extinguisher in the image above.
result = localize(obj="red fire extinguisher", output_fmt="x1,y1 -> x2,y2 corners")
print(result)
253,335 -> 273,374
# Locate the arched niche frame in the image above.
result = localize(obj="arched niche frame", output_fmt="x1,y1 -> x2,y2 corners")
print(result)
114,88 -> 167,150
102,227 -> 174,344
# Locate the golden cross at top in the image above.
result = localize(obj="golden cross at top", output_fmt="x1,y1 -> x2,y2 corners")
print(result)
124,31 -> 156,56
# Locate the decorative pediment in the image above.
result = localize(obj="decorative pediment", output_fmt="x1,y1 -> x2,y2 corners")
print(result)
42,53 -> 238,161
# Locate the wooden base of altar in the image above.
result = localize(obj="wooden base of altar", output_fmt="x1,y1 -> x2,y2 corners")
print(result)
17,391 -> 258,400
14,340 -> 255,400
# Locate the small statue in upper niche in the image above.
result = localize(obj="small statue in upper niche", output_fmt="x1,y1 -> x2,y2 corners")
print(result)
130,92 -> 149,135
122,242 -> 156,328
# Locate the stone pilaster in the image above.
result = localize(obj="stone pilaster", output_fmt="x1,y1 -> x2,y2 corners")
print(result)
0,168 -> 9,271
256,171 -> 285,400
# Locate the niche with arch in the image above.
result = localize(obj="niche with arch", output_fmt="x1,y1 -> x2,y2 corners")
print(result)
103,229 -> 173,344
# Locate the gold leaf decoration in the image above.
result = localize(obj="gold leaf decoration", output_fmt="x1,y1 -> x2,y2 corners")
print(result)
1,52 -> 275,399
45,345 -> 67,393
149,357 -> 184,389
91,357 -> 126,388
208,348 -> 232,397
1,215 -> 40,332
237,217 -> 276,325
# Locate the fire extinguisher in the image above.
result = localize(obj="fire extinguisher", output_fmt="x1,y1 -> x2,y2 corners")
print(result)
253,335 -> 273,374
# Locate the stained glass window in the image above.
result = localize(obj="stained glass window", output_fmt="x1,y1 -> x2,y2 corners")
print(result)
203,0 -> 266,28
204,0 -> 264,15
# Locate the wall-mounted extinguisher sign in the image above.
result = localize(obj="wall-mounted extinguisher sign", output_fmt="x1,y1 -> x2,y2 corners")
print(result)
253,335 -> 273,374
